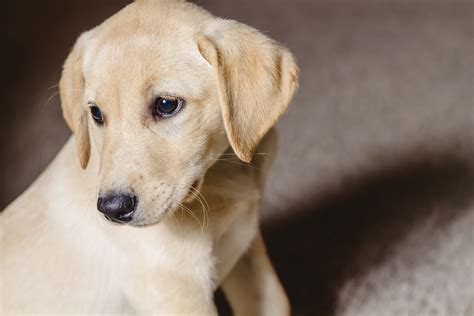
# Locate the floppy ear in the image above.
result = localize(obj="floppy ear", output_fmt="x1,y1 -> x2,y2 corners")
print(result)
59,33 -> 91,169
198,19 -> 299,162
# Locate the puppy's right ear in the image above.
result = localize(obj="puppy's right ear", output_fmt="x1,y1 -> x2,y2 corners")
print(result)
59,33 -> 91,169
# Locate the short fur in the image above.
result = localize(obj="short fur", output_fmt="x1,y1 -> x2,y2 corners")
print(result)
1,0 -> 298,314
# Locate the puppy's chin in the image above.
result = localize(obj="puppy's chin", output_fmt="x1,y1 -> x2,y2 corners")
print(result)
126,210 -> 169,227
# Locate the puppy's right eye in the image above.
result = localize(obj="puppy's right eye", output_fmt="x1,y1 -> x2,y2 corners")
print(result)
89,106 -> 104,125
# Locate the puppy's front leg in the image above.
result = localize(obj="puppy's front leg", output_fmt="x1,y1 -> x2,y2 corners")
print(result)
221,231 -> 290,316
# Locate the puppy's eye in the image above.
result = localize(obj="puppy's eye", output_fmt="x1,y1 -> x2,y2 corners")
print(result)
89,105 -> 104,125
153,97 -> 184,118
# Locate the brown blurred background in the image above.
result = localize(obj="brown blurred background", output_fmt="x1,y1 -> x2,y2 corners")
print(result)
1,0 -> 473,315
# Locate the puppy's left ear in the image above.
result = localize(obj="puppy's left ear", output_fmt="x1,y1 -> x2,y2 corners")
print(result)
198,19 -> 299,162
59,33 -> 91,169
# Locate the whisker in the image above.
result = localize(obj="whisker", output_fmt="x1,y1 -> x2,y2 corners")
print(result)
193,184 -> 210,204
178,202 -> 203,232
214,159 -> 263,171
219,152 -> 270,156
44,91 -> 60,107
167,205 -> 180,231
188,186 -> 210,230
190,186 -> 210,214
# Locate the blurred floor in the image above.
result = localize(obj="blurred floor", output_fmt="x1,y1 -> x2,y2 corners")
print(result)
1,0 -> 473,315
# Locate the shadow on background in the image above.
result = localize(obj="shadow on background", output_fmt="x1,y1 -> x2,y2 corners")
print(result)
217,147 -> 474,315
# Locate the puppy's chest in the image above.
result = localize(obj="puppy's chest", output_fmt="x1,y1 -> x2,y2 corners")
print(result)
107,197 -> 259,281
71,165 -> 261,310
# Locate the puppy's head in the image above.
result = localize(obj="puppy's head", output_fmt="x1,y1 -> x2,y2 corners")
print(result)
59,0 -> 298,226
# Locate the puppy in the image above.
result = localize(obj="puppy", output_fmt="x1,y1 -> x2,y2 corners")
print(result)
1,0 -> 298,314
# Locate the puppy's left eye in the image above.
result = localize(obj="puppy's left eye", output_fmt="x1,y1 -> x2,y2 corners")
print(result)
153,97 -> 184,118
89,105 -> 104,125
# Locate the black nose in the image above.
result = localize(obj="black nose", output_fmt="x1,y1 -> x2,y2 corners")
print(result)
97,193 -> 137,223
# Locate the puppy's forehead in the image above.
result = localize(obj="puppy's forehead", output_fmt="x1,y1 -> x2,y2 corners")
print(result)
82,1 -> 213,100
83,34 -> 211,98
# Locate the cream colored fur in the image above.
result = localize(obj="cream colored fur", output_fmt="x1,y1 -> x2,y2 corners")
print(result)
1,0 -> 298,314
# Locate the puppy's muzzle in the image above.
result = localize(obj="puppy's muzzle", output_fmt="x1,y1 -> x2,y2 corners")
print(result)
97,193 -> 137,223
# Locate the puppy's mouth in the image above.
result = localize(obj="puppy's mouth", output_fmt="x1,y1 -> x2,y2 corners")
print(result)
103,211 -> 134,225
101,179 -> 204,227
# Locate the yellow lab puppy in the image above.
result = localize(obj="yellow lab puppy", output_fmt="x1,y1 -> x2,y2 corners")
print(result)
1,0 -> 298,314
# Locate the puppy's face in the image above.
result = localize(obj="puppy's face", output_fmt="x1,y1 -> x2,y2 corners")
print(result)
60,0 -> 298,226
84,32 -> 225,225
